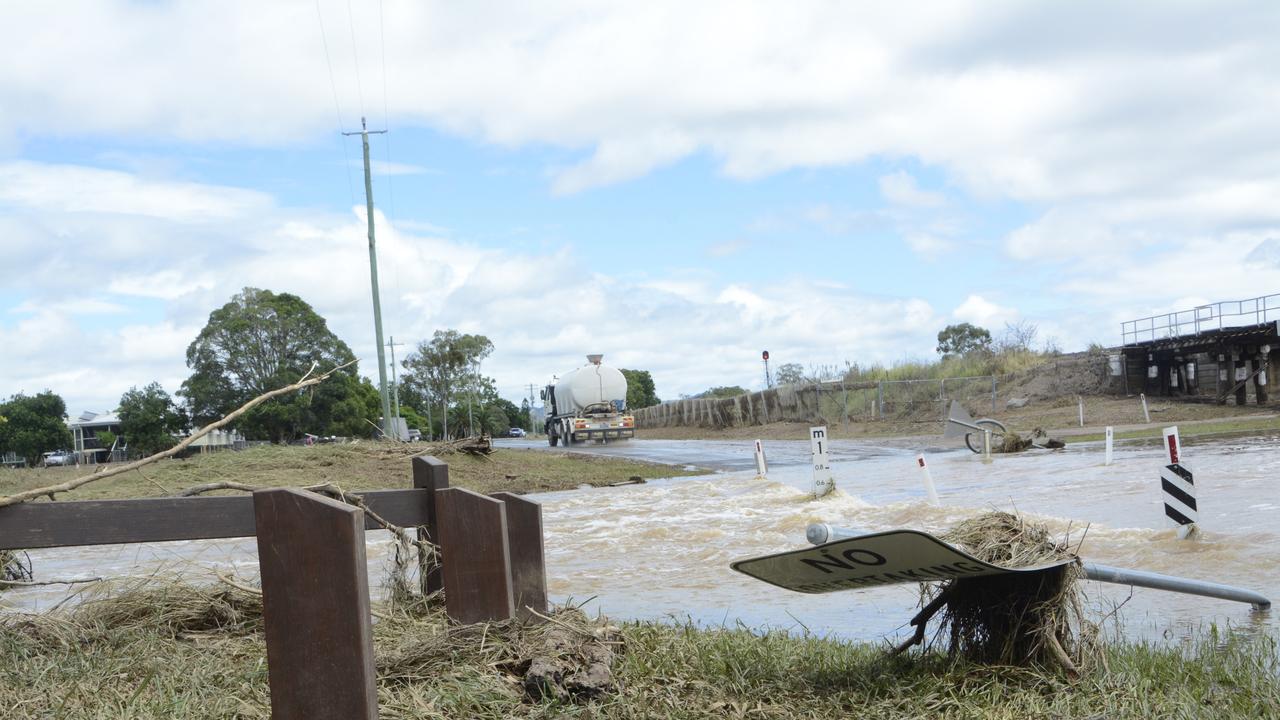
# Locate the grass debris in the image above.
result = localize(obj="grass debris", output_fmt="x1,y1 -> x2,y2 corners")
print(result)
904,511 -> 1096,675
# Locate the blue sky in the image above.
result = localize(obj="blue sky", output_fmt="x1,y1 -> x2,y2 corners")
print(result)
3,1 -> 1280,415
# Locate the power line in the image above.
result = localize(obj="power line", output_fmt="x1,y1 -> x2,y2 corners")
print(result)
346,0 -> 366,118
313,0 -> 358,208
377,0 -> 403,341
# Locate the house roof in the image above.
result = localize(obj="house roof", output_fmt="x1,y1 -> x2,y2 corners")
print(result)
70,411 -> 121,428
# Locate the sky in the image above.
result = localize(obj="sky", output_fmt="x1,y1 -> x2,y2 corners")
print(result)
3,1 -> 1280,416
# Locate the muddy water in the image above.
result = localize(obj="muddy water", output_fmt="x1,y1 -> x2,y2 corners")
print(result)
6,434 -> 1278,647
533,433 -> 1280,644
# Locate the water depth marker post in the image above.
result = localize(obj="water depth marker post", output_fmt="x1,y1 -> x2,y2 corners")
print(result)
916,453 -> 940,506
1160,425 -> 1198,540
1104,426 -> 1114,466
810,426 -> 834,498
753,439 -> 768,479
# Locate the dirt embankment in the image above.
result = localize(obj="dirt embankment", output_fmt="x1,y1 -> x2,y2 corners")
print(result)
640,351 -> 1278,442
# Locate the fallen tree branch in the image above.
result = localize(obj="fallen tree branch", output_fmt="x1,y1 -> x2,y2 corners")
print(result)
0,576 -> 103,588
0,361 -> 354,508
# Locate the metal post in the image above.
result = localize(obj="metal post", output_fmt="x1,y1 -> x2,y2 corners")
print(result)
344,118 -> 393,438
805,525 -> 1271,610
877,381 -> 884,419
982,428 -> 992,462
991,376 -> 997,413
387,336 -> 403,423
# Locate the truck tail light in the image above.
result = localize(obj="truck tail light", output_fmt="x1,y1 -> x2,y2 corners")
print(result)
622,416 -> 634,427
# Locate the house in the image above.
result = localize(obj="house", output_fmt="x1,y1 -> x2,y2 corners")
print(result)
69,411 -> 125,463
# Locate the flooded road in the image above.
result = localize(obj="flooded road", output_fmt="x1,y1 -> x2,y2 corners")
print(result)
520,433 -> 1280,644
6,432 -> 1278,647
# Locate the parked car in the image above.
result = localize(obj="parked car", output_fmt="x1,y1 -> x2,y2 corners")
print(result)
41,450 -> 75,467
508,428 -> 527,438
407,428 -> 422,442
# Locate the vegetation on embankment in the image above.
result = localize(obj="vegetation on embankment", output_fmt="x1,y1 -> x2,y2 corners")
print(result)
1,579 -> 1275,719
640,397 -> 1277,443
0,442 -> 700,501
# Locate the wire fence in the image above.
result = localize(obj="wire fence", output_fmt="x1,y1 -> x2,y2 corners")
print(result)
633,375 -> 1000,430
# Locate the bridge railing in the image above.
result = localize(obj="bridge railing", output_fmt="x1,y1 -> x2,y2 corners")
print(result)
1121,293 -> 1280,345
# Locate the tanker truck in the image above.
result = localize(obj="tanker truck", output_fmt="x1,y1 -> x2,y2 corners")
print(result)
542,354 -> 635,446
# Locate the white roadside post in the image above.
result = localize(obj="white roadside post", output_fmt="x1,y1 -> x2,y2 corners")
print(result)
916,453 -> 940,506
981,428 -> 993,463
809,426 -> 835,498
1160,425 -> 1199,540
1078,396 -> 1085,427
753,439 -> 768,479
1104,426 -> 1114,466
1140,393 -> 1151,423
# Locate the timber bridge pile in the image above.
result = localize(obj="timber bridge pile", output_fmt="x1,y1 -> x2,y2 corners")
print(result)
1120,292 -> 1278,406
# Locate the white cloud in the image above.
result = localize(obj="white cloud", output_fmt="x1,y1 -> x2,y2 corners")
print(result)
879,171 -> 946,208
952,294 -> 1017,328
0,162 -> 951,413
903,232 -> 952,259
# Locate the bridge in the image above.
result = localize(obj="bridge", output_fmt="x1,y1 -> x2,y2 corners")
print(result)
1120,293 -> 1277,405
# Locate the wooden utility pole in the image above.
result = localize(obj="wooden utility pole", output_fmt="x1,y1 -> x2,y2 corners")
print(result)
344,117 -> 392,436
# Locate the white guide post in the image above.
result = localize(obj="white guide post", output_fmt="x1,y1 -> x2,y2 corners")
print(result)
1078,396 -> 1085,427
1160,425 -> 1198,539
753,439 -> 768,478
1104,426 -> 1114,466
916,453 -> 940,506
809,426 -> 834,498
1140,393 -> 1150,423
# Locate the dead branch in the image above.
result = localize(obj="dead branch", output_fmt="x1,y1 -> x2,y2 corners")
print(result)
177,481 -> 261,497
0,576 -> 103,588
0,361 -> 354,508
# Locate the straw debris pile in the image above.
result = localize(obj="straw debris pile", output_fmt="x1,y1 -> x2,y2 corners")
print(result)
900,511 -> 1097,676
0,576 -> 621,714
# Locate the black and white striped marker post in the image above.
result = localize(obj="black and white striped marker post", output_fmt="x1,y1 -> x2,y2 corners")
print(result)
1160,426 -> 1198,539
753,439 -> 768,478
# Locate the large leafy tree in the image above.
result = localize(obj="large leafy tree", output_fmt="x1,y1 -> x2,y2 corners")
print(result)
619,369 -> 660,409
180,288 -> 371,443
936,323 -> 993,357
0,391 -> 71,465
401,330 -> 494,439
118,382 -> 188,458
774,363 -> 805,385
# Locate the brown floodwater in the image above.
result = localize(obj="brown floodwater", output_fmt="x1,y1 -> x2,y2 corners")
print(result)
6,433 -> 1278,647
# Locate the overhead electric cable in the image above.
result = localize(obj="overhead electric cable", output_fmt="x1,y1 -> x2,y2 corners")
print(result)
314,0 -> 358,208
346,0 -> 367,118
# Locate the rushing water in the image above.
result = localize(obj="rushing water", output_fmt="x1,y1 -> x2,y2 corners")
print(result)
5,433 -> 1278,646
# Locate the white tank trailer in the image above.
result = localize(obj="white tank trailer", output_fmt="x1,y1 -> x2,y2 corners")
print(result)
543,354 -> 635,445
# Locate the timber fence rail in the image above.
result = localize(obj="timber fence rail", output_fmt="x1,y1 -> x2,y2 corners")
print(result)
0,453 -> 547,720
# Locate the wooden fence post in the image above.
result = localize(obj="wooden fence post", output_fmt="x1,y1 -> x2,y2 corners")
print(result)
490,492 -> 547,621
436,487 -> 516,623
253,488 -> 378,720
411,455 -> 449,594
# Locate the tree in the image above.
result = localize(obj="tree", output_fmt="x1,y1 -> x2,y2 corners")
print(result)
401,330 -> 494,439
179,288 -> 370,443
118,382 -> 188,458
697,386 -> 748,399
936,323 -> 993,357
0,391 -> 71,465
999,320 -> 1039,353
774,363 -> 805,385
619,369 -> 660,409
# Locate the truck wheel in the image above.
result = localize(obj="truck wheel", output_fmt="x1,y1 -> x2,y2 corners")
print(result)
548,431 -> 558,447
562,421 -> 575,445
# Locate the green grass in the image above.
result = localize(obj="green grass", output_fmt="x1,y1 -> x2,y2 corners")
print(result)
2,581 -> 1276,719
0,442 -> 701,501
1068,416 -> 1280,444
843,348 -> 1056,383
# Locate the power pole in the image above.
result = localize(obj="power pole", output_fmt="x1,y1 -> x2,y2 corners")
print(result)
344,117 -> 392,437
528,383 -> 538,434
386,336 -> 405,420
466,359 -> 477,437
